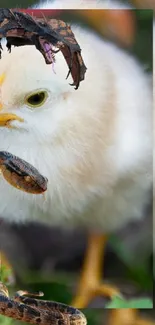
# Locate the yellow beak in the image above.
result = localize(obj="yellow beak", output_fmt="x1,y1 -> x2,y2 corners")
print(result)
0,113 -> 24,127
0,73 -> 24,127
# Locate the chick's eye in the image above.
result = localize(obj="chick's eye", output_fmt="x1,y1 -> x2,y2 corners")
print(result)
26,91 -> 47,108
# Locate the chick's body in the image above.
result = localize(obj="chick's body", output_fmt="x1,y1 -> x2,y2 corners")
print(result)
0,26 -> 152,232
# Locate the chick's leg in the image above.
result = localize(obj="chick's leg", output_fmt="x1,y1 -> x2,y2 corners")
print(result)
108,309 -> 155,325
108,309 -> 138,325
71,233 -> 120,308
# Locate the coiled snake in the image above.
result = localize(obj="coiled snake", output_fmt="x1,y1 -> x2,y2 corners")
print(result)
0,151 -> 87,325
0,282 -> 87,324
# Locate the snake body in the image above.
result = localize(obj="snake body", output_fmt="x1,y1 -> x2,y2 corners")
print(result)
0,283 -> 87,325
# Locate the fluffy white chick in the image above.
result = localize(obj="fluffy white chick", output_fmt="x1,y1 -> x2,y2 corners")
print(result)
34,0 -> 132,9
0,1 -> 152,308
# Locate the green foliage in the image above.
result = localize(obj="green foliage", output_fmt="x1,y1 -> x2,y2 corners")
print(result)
0,266 -> 153,325
109,235 -> 152,291
0,264 -> 12,284
0,315 -> 12,325
106,296 -> 153,309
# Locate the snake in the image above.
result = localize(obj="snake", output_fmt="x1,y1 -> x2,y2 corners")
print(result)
0,151 -> 48,194
0,282 -> 87,324
0,151 -> 87,324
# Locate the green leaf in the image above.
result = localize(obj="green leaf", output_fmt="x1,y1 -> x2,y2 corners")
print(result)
109,235 -> 152,290
0,315 -> 13,325
106,296 -> 153,309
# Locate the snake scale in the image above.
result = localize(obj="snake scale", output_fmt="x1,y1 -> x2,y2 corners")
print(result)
0,152 -> 87,324
0,282 -> 87,324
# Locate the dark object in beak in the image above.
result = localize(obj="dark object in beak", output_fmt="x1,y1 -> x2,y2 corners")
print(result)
0,151 -> 48,194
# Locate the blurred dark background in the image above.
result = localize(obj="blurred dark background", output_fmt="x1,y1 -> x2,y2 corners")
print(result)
0,1 -> 154,324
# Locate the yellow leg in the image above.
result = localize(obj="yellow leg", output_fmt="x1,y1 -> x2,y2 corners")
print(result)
71,234 -> 154,325
0,252 -> 11,269
136,319 -> 155,325
0,252 -> 13,281
108,309 -> 138,325
71,233 -> 120,308
107,309 -> 155,325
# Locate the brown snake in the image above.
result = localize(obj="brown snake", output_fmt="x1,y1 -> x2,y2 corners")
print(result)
0,282 -> 87,324
0,152 -> 87,324
0,151 -> 48,194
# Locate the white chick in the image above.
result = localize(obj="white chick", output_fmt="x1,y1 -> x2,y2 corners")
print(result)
0,0 -> 152,308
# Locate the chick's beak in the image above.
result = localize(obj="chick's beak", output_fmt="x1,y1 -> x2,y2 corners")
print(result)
0,74 -> 24,127
0,112 -> 24,127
